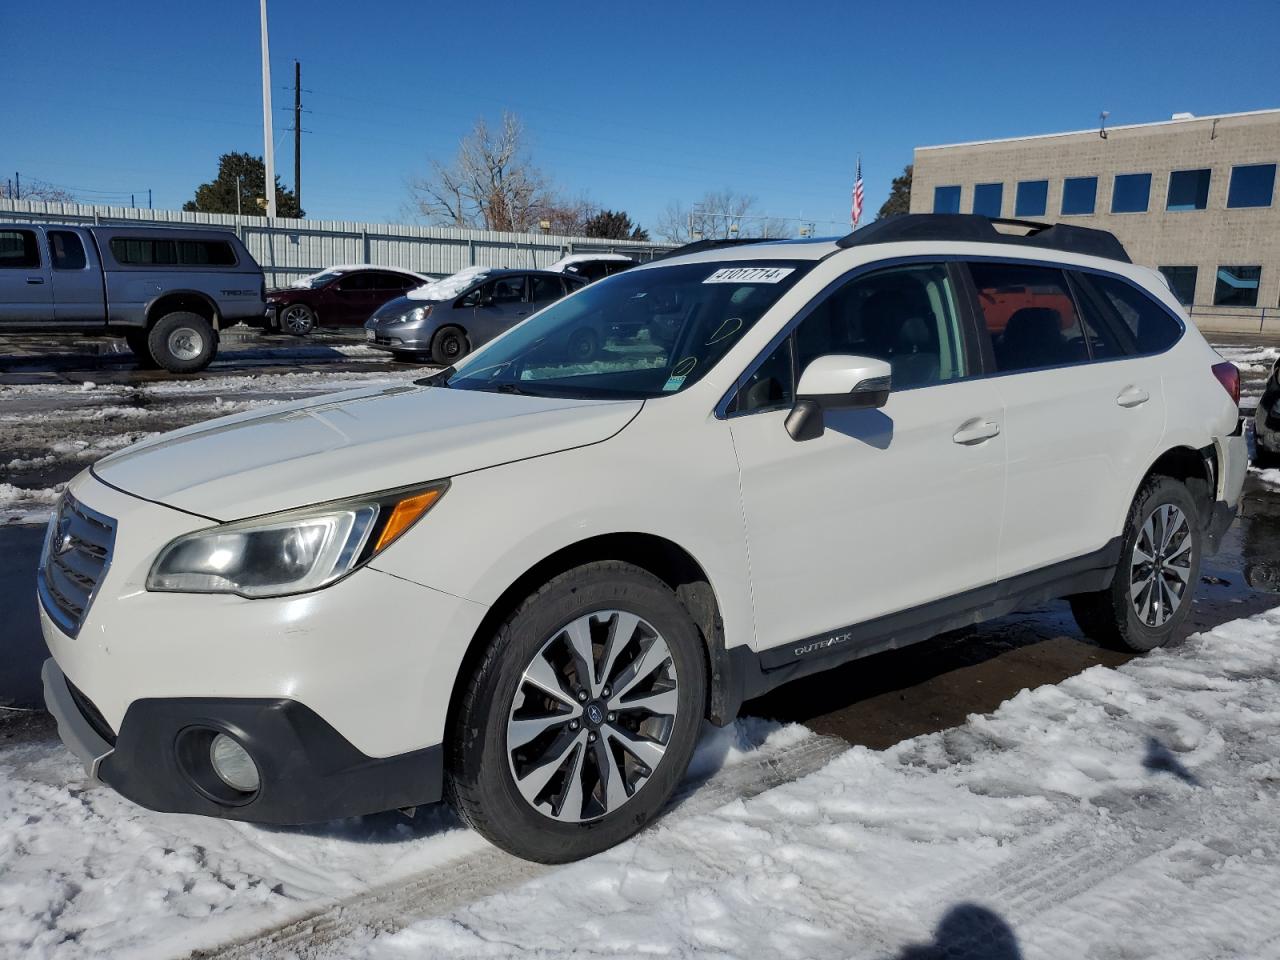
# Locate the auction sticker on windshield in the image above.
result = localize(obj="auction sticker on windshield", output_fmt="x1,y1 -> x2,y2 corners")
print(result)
703,266 -> 796,284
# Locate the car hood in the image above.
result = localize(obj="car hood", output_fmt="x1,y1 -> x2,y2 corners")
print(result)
94,384 -> 642,521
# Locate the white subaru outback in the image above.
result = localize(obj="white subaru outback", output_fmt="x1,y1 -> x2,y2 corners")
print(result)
40,215 -> 1246,863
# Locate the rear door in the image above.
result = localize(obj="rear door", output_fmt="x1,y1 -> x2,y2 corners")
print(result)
968,260 -> 1164,579
0,226 -> 53,325
48,229 -> 106,324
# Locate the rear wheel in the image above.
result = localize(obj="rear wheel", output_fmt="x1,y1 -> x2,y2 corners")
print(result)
447,561 -> 706,863
279,303 -> 316,336
146,311 -> 217,374
567,327 -> 600,362
1069,476 -> 1201,652
430,325 -> 470,366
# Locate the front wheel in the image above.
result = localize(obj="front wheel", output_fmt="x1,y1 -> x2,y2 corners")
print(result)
446,561 -> 706,863
430,325 -> 470,366
279,303 -> 316,336
1070,476 -> 1201,652
146,312 -> 217,374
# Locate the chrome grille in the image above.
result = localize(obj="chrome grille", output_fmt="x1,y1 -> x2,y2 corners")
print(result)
38,493 -> 116,637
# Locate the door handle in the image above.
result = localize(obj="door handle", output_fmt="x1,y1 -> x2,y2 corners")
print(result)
952,418 -> 1001,445
26,277 -> 45,285
1116,385 -> 1150,408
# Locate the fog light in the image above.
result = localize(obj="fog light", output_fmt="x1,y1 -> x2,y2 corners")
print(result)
209,734 -> 260,793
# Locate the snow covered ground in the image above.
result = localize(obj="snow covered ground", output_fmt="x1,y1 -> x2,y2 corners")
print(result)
3,608 -> 1280,959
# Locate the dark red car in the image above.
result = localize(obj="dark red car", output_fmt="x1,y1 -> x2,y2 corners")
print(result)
265,265 -> 436,334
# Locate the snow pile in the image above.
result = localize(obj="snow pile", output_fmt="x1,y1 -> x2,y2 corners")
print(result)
359,609 -> 1280,960
546,253 -> 635,272
0,483 -> 62,524
407,266 -> 490,302
0,717 -> 803,959
1216,344 -> 1279,376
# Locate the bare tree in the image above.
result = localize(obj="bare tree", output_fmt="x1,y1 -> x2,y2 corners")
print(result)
4,178 -> 75,202
655,189 -> 793,243
409,113 -> 559,232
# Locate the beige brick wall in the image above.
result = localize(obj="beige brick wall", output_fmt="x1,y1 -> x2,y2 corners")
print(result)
911,111 -> 1280,316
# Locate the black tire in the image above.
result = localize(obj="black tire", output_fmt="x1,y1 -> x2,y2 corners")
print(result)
146,312 -> 217,374
447,561 -> 707,863
430,326 -> 470,366
124,331 -> 159,368
1253,442 -> 1280,469
1069,476 -> 1202,652
567,327 -> 600,362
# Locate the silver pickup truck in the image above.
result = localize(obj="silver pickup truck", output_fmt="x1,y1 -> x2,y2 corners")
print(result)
0,223 -> 265,373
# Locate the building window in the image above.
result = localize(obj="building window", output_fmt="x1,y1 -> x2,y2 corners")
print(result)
933,185 -> 961,214
1015,180 -> 1048,217
1111,173 -> 1152,213
1061,176 -> 1098,215
1214,266 -> 1262,308
1167,169 -> 1211,211
1227,163 -> 1276,208
1158,266 -> 1197,306
972,182 -> 1002,217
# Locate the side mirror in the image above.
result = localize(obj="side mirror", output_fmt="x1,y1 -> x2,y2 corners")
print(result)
785,354 -> 892,441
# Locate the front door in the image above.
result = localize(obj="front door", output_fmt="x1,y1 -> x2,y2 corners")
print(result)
729,262 -> 1006,656
469,274 -> 529,347
0,227 -> 53,325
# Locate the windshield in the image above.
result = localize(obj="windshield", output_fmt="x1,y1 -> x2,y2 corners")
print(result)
292,269 -> 343,289
446,260 -> 812,399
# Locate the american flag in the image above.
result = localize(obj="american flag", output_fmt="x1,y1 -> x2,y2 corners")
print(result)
851,157 -> 864,229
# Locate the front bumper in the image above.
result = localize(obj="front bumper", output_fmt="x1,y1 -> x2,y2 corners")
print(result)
43,658 -> 443,823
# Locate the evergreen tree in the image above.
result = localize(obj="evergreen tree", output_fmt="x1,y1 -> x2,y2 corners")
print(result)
184,152 -> 303,218
876,164 -> 912,220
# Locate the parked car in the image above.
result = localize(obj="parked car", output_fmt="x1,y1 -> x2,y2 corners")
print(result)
546,253 -> 636,284
39,214 -> 1245,863
0,223 -> 263,372
264,265 -> 436,335
1253,357 -> 1280,466
365,266 -> 585,364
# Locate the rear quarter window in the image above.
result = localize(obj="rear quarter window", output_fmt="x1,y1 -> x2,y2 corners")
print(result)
1074,272 -> 1183,355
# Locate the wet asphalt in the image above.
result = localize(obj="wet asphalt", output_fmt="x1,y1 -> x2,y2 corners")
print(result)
2,329 -> 1278,753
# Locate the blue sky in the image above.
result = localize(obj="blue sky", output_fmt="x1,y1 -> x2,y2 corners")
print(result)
4,0 -> 1278,235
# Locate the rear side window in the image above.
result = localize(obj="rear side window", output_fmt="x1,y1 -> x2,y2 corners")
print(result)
48,231 -> 87,270
109,237 -> 237,267
1074,273 -> 1183,355
0,229 -> 39,268
529,275 -> 562,301
969,262 -> 1091,373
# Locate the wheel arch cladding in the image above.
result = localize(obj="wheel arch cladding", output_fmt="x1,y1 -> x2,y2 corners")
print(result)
1143,445 -> 1214,525
444,532 -> 738,737
147,291 -> 219,329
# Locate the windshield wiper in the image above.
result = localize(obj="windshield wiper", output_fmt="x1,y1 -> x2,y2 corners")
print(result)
414,366 -> 454,387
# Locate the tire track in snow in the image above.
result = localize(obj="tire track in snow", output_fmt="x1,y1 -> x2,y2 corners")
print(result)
199,733 -> 848,959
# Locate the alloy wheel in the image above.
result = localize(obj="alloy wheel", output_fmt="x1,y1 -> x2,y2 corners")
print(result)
281,305 -> 314,335
505,610 -> 679,824
1129,503 -> 1193,627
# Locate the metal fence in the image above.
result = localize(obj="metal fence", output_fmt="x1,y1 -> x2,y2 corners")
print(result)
0,199 -> 671,288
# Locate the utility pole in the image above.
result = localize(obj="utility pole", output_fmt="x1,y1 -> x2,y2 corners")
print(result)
148,188 -> 152,210
259,0 -> 277,219
293,60 -> 302,214
236,175 -> 244,216
14,172 -> 19,200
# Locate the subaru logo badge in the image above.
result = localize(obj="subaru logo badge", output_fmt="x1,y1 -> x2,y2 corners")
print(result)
586,703 -> 604,726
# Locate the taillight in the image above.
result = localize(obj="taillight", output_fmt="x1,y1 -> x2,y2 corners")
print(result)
1212,361 -> 1240,408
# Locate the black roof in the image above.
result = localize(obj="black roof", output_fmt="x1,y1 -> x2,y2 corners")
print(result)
650,237 -> 775,261
836,214 -> 1130,263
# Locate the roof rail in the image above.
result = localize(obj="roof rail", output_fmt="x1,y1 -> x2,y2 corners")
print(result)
836,214 -> 1131,263
650,236 -> 775,262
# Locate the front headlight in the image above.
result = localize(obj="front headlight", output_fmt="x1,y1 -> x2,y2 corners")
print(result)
146,482 -> 447,598
389,305 -> 431,325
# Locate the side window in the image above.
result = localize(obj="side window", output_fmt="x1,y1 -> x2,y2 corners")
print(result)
736,336 -> 795,414
529,275 -> 562,302
1075,273 -> 1183,355
48,231 -> 87,270
490,275 -> 525,303
0,229 -> 40,268
793,263 -> 968,391
336,273 -> 372,292
970,262 -> 1091,373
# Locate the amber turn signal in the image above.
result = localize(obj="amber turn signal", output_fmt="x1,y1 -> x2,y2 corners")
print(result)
373,488 -> 444,553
